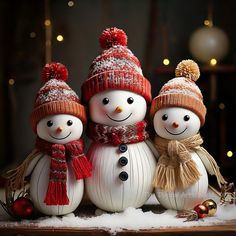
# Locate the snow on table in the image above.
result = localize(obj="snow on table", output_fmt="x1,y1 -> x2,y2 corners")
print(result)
0,192 -> 236,234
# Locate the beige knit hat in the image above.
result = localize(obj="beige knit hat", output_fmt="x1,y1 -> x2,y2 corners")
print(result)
150,59 -> 206,126
31,62 -> 86,132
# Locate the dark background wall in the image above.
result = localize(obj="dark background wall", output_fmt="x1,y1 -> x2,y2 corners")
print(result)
0,0 -> 235,183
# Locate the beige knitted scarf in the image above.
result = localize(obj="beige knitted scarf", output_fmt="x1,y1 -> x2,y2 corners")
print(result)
153,133 -> 227,191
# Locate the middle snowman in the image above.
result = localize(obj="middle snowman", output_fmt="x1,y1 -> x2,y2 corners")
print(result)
82,27 -> 156,212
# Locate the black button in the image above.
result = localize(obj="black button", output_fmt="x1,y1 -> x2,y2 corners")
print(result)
119,156 -> 128,166
119,171 -> 128,181
119,144 -> 127,153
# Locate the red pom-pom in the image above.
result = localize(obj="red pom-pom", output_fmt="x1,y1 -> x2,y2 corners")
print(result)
42,62 -> 68,83
99,27 -> 127,50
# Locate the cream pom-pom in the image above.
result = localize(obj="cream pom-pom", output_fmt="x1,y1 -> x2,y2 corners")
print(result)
175,59 -> 200,82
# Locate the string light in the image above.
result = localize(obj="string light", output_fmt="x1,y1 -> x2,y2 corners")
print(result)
68,1 -> 74,7
29,32 -> 36,38
210,58 -> 217,66
204,20 -> 210,26
204,19 -> 213,27
219,103 -> 225,110
227,151 -> 233,158
8,79 -> 15,86
163,58 -> 170,66
56,35 -> 64,42
44,19 -> 51,26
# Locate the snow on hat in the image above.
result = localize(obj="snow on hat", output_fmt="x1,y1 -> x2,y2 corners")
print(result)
81,27 -> 152,103
150,59 -> 206,126
31,62 -> 86,132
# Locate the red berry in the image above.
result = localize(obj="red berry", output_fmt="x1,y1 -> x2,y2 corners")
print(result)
11,197 -> 34,218
194,204 -> 208,219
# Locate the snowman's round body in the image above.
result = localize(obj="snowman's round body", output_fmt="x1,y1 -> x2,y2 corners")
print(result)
153,107 -> 208,210
29,153 -> 84,216
86,141 -> 156,212
85,90 -> 157,212
155,151 -> 208,210
27,114 -> 85,216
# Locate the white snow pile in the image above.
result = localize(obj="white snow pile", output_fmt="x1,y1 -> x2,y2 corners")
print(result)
37,205 -> 236,232
0,204 -> 235,234
0,192 -> 235,234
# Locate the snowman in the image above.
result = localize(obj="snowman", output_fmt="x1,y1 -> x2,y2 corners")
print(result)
150,59 -> 226,210
7,62 -> 91,216
81,27 -> 157,212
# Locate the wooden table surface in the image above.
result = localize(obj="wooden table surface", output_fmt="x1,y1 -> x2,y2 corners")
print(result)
0,223 -> 236,236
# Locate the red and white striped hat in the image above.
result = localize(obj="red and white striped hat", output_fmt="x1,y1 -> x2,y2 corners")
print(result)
150,59 -> 206,126
31,62 -> 86,132
82,27 -> 151,103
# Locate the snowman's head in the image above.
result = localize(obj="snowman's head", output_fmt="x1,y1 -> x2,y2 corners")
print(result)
36,114 -> 83,144
89,89 -> 147,126
153,107 -> 200,140
150,60 -> 207,136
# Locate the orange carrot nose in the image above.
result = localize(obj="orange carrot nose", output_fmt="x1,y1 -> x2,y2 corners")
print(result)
56,127 -> 63,133
115,106 -> 123,113
172,122 -> 179,128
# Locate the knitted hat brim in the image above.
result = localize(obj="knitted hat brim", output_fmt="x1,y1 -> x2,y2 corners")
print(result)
150,94 -> 206,126
31,101 -> 87,133
82,70 -> 152,104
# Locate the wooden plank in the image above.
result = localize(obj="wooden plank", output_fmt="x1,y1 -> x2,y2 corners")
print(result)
0,223 -> 236,236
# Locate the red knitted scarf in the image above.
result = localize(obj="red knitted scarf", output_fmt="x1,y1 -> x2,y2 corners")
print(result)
35,137 -> 92,205
87,120 -> 149,145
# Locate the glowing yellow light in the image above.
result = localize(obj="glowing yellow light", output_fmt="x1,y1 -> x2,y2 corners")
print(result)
163,58 -> 170,66
219,103 -> 225,110
204,20 -> 210,26
204,19 -> 213,27
210,58 -> 217,66
44,19 -> 51,26
56,35 -> 64,42
227,151 -> 233,157
8,79 -> 15,85
29,32 -> 36,38
68,1 -> 74,7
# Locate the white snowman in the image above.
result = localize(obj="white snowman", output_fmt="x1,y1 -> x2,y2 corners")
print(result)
150,59 -> 226,210
7,62 -> 91,216
82,27 -> 157,212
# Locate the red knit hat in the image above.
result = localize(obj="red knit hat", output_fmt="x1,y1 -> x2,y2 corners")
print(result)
150,59 -> 206,126
31,62 -> 86,132
82,27 -> 152,103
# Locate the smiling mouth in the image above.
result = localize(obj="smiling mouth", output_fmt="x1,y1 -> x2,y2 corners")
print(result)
106,113 -> 132,122
165,127 -> 187,135
49,132 -> 72,140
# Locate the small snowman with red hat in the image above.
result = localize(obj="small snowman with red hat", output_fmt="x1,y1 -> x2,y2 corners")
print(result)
150,59 -> 226,210
5,62 -> 91,217
82,27 -> 157,213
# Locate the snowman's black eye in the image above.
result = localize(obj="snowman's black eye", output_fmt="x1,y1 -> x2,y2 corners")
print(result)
102,97 -> 109,105
67,120 -> 73,126
162,114 -> 168,121
184,115 -> 190,121
127,97 -> 134,104
47,120 -> 53,127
